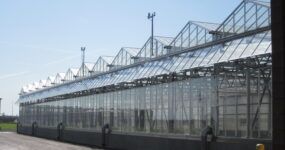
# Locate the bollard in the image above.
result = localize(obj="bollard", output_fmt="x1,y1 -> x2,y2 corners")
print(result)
256,144 -> 265,150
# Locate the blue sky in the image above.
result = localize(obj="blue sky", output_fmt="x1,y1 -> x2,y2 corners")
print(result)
0,0 -> 241,115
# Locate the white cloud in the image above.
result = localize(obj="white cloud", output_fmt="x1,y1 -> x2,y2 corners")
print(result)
43,55 -> 79,66
0,71 -> 30,80
0,40 -> 76,54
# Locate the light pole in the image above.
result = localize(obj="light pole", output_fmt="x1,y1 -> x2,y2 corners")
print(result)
148,12 -> 156,56
81,47 -> 86,76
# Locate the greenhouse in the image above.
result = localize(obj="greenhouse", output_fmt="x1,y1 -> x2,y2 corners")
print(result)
17,0 -> 272,149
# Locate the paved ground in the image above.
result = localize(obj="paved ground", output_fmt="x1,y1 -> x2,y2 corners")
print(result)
0,132 -> 101,150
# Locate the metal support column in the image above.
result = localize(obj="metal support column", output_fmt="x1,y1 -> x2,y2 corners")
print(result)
271,0 -> 285,149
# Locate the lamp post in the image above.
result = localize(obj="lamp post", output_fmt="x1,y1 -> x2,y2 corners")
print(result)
148,12 -> 156,56
81,47 -> 86,76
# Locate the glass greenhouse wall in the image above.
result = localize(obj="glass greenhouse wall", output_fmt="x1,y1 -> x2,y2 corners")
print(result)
18,0 -> 272,140
19,56 -> 272,139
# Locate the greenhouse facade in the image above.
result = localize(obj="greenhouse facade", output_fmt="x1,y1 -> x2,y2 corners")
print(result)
17,1 -> 272,149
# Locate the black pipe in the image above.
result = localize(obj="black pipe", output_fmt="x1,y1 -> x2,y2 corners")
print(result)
31,121 -> 37,136
102,124 -> 112,147
57,122 -> 64,141
201,126 -> 214,150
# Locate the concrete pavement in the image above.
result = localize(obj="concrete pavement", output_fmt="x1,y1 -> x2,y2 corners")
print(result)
0,132 -> 101,150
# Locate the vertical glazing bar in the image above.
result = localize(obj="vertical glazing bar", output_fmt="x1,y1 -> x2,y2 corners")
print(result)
257,69 -> 261,138
204,30 -> 207,44
244,2 -> 247,32
215,75 -> 219,136
268,77 -> 272,137
255,4 -> 258,29
233,11 -> 236,33
235,81 -> 238,137
196,26 -> 199,45
246,69 -> 251,138
188,23 -> 191,47
180,32 -> 183,51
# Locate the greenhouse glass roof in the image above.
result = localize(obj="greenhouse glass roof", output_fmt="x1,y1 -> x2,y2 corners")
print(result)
18,0 -> 271,103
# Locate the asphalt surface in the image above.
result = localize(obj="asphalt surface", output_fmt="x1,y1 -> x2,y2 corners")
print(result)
0,132 -> 100,150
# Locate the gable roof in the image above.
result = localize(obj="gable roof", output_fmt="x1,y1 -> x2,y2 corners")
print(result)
69,68 -> 79,75
100,56 -> 115,64
85,62 -> 95,70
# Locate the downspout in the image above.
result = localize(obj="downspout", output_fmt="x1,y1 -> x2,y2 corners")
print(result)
57,122 -> 64,141
31,121 -> 37,136
201,126 -> 215,150
102,124 -> 112,147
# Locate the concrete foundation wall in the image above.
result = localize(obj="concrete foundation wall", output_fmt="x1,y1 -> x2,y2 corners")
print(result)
17,126 -> 272,150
